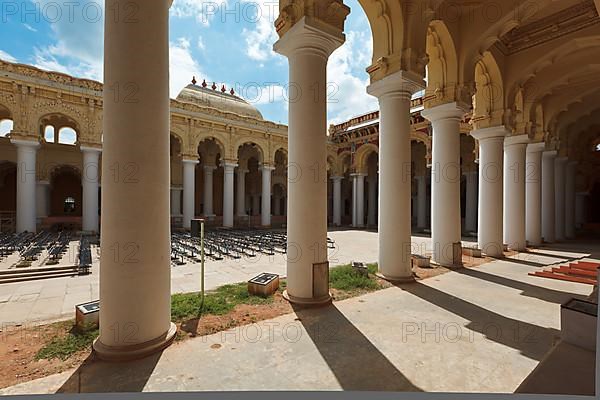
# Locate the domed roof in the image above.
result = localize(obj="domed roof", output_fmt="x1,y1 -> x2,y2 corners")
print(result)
176,81 -> 263,120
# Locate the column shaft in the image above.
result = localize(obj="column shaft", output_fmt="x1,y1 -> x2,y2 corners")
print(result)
170,188 -> 182,216
541,151 -> 557,243
367,176 -> 377,226
554,157 -> 568,241
422,103 -> 466,267
367,71 -> 424,281
95,0 -> 175,360
332,177 -> 342,226
503,135 -> 528,251
203,165 -> 216,217
525,143 -> 545,246
471,127 -> 507,257
565,162 -> 576,239
12,140 -> 39,233
351,174 -> 365,227
36,181 -> 50,219
236,169 -> 247,216
82,147 -> 101,232
222,162 -> 236,228
182,160 -> 197,229
261,166 -> 274,226
416,175 -> 427,230
464,171 -> 478,233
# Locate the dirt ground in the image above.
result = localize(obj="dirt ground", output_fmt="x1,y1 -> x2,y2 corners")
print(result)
0,252 -> 493,390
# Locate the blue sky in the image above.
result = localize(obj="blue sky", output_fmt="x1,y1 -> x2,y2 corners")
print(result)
0,0 -> 377,126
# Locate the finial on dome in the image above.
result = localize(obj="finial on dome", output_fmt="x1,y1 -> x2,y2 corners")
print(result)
221,84 -> 226,93
211,82 -> 217,90
202,79 -> 207,88
191,76 -> 197,85
230,88 -> 235,95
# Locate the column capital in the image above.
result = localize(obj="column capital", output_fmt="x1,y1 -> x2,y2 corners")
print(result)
273,16 -> 346,59
182,157 -> 199,165
203,165 -> 217,172
421,102 -> 468,123
470,125 -> 509,142
504,134 -> 529,148
80,145 -> 102,154
366,70 -> 425,100
526,142 -> 546,153
542,150 -> 557,158
260,164 -> 276,172
11,138 -> 40,149
331,176 -> 343,182
350,172 -> 367,178
170,186 -> 183,191
221,161 -> 238,169
237,168 -> 249,174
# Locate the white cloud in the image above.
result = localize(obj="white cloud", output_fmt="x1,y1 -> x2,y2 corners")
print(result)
169,37 -> 208,98
0,50 -> 17,63
241,0 -> 279,61
23,23 -> 38,32
197,36 -> 206,51
326,30 -> 376,126
170,0 -> 228,26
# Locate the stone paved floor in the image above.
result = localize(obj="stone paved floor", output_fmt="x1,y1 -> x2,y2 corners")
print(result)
0,230 -> 453,327
0,240 -> 596,395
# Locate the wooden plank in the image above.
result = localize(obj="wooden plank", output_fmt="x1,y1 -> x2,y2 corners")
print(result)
552,267 -> 597,278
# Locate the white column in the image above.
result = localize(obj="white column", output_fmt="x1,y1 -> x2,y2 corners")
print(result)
471,126 -> 507,257
464,171 -> 478,233
182,159 -> 198,229
236,168 -> 248,216
222,161 -> 236,228
503,135 -> 528,251
81,146 -> 101,233
542,151 -> 557,243
367,71 -> 424,281
332,176 -> 342,226
525,142 -> 545,246
94,0 -> 175,360
261,165 -> 274,226
554,157 -> 568,241
203,165 -> 216,218
170,187 -> 182,216
273,17 -> 345,304
351,173 -> 365,228
416,175 -> 427,230
367,175 -> 377,226
422,103 -> 466,267
575,192 -> 588,229
11,139 -> 39,233
273,195 -> 281,216
565,161 -> 577,239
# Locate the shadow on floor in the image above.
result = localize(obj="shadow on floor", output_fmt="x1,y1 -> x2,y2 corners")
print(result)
454,268 -> 587,304
56,350 -> 162,393
397,282 -> 560,361
292,303 -> 422,392
522,249 -> 588,261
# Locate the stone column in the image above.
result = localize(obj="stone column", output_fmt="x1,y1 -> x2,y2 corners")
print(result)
503,135 -> 528,251
36,180 -> 50,221
236,168 -> 248,216
464,171 -> 478,234
11,139 -> 39,233
367,175 -> 377,226
273,17 -> 345,304
416,175 -> 427,230
182,159 -> 198,229
554,157 -> 568,241
351,173 -> 365,228
81,146 -> 101,233
471,126 -> 507,257
203,165 -> 216,218
525,142 -> 545,246
422,102 -> 466,267
332,176 -> 342,226
273,195 -> 281,216
222,161 -> 237,228
94,0 -> 176,360
170,187 -> 182,216
541,151 -> 557,243
261,165 -> 275,226
575,192 -> 588,229
565,161 -> 577,239
367,71 -> 424,281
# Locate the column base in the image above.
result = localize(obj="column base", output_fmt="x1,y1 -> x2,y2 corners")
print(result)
375,272 -> 416,283
282,290 -> 332,307
430,260 -> 463,270
93,322 -> 177,362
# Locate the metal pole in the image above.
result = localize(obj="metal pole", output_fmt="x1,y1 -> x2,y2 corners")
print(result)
200,219 -> 205,308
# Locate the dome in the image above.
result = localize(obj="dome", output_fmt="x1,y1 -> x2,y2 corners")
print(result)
176,82 -> 263,120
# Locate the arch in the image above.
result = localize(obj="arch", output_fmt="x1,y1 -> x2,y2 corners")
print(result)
38,113 -> 80,143
235,140 -> 266,166
425,20 -> 458,104
197,136 -> 226,165
357,0 -> 402,66
354,143 -> 379,173
271,145 -> 288,165
30,100 -> 88,139
472,51 -> 504,130
49,165 -> 82,217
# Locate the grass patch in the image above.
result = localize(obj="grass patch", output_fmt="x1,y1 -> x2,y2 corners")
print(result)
329,263 -> 380,292
171,282 -> 274,322
35,328 -> 99,361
